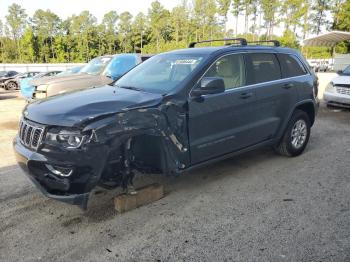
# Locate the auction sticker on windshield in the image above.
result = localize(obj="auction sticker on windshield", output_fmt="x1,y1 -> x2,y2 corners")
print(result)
174,59 -> 198,65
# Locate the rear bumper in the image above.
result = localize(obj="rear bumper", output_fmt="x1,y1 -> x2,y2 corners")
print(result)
12,136 -> 107,209
324,91 -> 350,108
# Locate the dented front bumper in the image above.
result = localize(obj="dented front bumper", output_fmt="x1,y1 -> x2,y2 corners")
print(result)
13,136 -> 108,209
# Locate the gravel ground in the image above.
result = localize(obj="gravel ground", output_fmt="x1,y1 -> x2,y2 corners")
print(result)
1,75 -> 350,262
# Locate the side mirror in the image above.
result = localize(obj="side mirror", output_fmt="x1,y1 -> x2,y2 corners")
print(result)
337,70 -> 343,75
192,77 -> 225,97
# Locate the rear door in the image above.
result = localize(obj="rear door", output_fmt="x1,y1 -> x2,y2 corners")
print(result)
188,53 -> 259,164
277,53 -> 313,100
245,52 -> 299,139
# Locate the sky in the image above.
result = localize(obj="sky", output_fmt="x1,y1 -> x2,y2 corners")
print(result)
0,0 -> 328,38
0,0 -> 179,22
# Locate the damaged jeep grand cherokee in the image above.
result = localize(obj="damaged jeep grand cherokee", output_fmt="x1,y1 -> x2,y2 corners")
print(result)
14,39 -> 319,209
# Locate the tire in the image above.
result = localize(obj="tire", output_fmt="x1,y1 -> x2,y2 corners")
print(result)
6,81 -> 18,90
274,110 -> 311,157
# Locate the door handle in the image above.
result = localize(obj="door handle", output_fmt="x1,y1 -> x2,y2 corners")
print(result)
283,83 -> 294,89
240,92 -> 253,99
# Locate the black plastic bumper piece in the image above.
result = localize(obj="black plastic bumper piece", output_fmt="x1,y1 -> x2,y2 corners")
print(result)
13,137 -> 90,210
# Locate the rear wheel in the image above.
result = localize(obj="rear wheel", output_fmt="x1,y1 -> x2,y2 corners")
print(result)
5,81 -> 18,90
274,110 -> 311,157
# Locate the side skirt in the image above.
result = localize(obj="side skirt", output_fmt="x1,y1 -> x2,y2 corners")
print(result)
181,139 -> 277,174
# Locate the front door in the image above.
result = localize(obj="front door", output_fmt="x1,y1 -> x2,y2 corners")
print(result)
188,53 -> 258,164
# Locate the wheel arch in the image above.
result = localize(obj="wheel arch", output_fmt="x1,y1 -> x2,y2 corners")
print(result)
276,100 -> 316,143
295,101 -> 316,126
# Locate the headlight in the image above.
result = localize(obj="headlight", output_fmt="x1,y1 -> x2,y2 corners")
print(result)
36,84 -> 48,91
325,82 -> 336,93
45,129 -> 90,149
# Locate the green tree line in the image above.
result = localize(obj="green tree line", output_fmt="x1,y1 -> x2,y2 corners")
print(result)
0,0 -> 349,63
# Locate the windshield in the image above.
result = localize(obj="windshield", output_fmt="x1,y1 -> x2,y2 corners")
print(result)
33,72 -> 47,78
102,55 -> 137,80
115,53 -> 206,94
16,73 -> 26,78
343,65 -> 350,75
57,66 -> 82,76
80,57 -> 111,75
0,71 -> 7,77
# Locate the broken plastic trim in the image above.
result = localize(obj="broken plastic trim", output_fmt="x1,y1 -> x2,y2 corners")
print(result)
45,164 -> 73,177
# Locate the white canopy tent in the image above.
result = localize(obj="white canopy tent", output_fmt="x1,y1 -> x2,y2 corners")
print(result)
303,31 -> 350,47
303,31 -> 350,70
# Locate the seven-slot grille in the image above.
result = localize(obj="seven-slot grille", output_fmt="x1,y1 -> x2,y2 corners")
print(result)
19,119 -> 44,150
335,84 -> 350,96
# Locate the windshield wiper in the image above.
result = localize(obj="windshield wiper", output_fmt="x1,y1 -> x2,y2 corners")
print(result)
116,85 -> 141,91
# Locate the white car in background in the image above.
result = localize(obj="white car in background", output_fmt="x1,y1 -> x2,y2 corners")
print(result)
324,65 -> 350,108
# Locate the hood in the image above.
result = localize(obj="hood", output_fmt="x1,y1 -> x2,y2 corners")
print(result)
24,85 -> 163,127
29,73 -> 109,86
29,75 -> 60,84
331,75 -> 350,85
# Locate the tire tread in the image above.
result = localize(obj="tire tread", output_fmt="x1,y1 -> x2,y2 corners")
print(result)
274,109 -> 310,157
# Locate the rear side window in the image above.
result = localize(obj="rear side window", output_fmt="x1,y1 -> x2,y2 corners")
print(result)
249,53 -> 281,84
278,54 -> 307,78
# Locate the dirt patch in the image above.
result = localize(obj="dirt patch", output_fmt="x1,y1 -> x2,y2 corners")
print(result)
61,217 -> 83,227
0,121 -> 19,130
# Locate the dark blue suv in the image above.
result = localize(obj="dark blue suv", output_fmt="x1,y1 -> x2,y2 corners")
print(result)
14,39 -> 319,209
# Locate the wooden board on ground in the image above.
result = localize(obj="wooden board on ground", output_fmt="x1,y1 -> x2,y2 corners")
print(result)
114,183 -> 164,213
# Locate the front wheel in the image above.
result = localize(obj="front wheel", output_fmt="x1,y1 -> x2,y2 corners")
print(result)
5,81 -> 18,90
274,110 -> 311,157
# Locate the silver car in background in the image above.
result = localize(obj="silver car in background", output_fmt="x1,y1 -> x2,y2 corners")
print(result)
324,65 -> 350,108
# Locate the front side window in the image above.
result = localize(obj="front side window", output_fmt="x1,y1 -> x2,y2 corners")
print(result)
116,53 -> 206,94
249,53 -> 281,84
278,54 -> 307,78
204,54 -> 246,90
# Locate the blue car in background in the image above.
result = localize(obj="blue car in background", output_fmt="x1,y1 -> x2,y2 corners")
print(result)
20,71 -> 61,99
